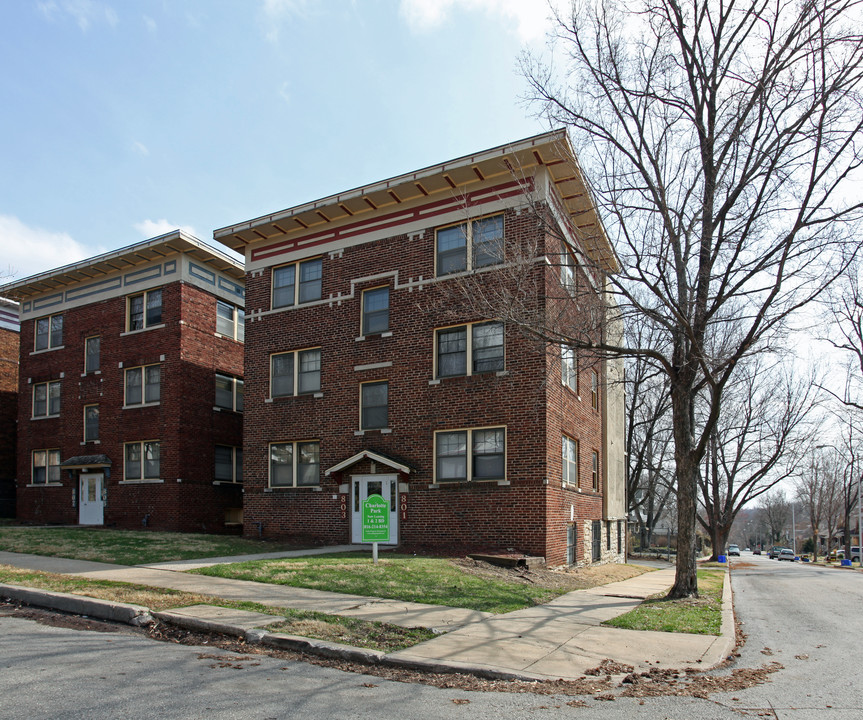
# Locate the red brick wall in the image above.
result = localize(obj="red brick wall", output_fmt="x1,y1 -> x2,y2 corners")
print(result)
0,327 -> 19,516
16,280 -> 243,531
243,205 -> 609,564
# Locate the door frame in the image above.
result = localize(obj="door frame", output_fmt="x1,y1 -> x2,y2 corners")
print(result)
351,474 -> 398,545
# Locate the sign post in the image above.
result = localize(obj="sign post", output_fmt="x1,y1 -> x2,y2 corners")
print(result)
361,494 -> 390,564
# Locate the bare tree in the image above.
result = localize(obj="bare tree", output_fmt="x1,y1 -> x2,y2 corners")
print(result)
797,447 -> 832,561
698,358 -> 817,559
760,490 -> 791,545
508,0 -> 863,597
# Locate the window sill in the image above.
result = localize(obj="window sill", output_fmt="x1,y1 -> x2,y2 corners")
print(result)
213,406 -> 243,414
31,414 -> 60,421
213,481 -> 243,486
30,345 -> 65,356
355,331 -> 393,342
80,440 -> 101,446
431,370 -> 508,383
122,402 -> 160,410
266,393 -> 323,402
356,428 -> 391,435
81,370 -> 103,377
264,486 -> 322,492
119,479 -> 164,484
214,332 -> 243,343
26,482 -> 63,488
120,323 -> 165,337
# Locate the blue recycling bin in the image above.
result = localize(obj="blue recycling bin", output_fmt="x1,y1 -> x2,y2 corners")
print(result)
718,554 -> 727,563
841,559 -> 852,567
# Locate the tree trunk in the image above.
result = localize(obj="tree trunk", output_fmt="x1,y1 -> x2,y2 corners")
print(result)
668,383 -> 699,598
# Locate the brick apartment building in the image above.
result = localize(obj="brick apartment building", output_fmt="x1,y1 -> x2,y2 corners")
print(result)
0,297 -> 19,517
0,232 -> 245,532
214,130 -> 626,566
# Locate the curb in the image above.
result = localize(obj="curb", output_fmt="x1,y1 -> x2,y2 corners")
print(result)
0,583 -> 153,626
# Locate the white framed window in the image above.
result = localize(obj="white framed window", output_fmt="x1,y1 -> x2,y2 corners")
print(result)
360,380 -> 388,430
33,380 -> 60,418
272,257 -> 322,308
592,450 -> 600,491
270,348 -> 321,397
215,445 -> 243,483
32,449 -> 61,485
434,426 -> 506,483
591,369 -> 599,410
435,214 -> 504,276
125,364 -> 161,407
362,286 -> 389,335
435,321 -> 504,378
84,405 -> 99,442
563,436 -> 578,487
84,336 -> 100,373
560,242 -> 577,292
216,300 -> 245,342
124,440 -> 160,481
215,373 -> 244,412
269,441 -> 320,488
35,314 -> 63,351
561,344 -> 577,392
127,288 -> 162,331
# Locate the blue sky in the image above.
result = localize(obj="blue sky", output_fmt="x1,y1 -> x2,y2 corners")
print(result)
0,0 -> 556,278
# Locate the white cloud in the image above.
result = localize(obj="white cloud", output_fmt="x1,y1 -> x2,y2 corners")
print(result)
143,14 -> 157,33
132,140 -> 150,156
134,219 -> 199,240
399,0 -> 554,44
259,0 -> 312,42
0,215 -> 97,280
37,0 -> 119,32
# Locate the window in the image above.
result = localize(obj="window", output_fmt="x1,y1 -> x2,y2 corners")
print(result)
215,445 -> 243,483
436,321 -> 504,378
271,348 -> 321,397
124,441 -> 160,481
32,449 -> 60,485
607,520 -> 612,551
435,427 -> 506,483
362,287 -> 389,335
125,364 -> 160,406
360,381 -> 388,430
561,345 -> 577,392
272,258 -> 322,308
591,450 -> 599,491
592,520 -> 602,562
560,242 -> 577,292
84,405 -> 99,442
127,288 -> 162,331
85,336 -> 100,373
567,524 -> 577,565
269,441 -> 320,487
435,214 -> 504,276
591,369 -> 599,410
215,373 -> 244,412
617,520 -> 623,553
216,301 -> 245,342
35,314 -> 63,351
563,436 -> 578,486
33,381 -> 60,418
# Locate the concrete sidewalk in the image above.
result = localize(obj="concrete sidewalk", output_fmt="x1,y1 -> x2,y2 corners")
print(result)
0,549 -> 735,681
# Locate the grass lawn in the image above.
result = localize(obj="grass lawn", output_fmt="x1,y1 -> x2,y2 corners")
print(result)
195,552 -> 577,613
0,526 -> 305,566
0,564 -> 434,652
603,567 -> 725,635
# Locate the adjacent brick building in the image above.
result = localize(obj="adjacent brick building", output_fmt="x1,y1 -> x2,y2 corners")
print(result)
214,130 -> 626,566
0,297 -> 19,517
0,232 -> 245,531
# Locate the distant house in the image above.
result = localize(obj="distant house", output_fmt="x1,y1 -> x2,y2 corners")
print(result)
214,130 -> 627,565
0,232 -> 245,531
0,297 -> 19,517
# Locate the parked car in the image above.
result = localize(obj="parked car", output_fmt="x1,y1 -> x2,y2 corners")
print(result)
768,546 -> 783,559
851,546 -> 861,562
778,548 -> 796,561
727,544 -> 741,556
753,548 -> 762,555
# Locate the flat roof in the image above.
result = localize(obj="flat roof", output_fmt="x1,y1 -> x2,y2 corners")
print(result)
214,129 -> 619,273
0,230 -> 245,302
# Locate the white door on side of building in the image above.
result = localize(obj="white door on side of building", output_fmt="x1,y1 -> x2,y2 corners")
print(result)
351,474 -> 398,545
79,473 -> 104,525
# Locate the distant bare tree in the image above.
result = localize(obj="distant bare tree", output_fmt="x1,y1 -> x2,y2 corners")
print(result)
797,449 -> 831,561
698,359 -> 817,559
760,490 -> 791,545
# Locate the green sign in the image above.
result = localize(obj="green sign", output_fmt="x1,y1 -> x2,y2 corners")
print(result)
362,494 -> 390,543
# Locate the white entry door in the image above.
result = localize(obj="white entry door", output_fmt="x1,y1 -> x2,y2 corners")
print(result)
351,475 -> 398,545
79,473 -> 105,525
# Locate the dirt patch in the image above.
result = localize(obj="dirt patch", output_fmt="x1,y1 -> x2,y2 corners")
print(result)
451,557 -> 648,591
